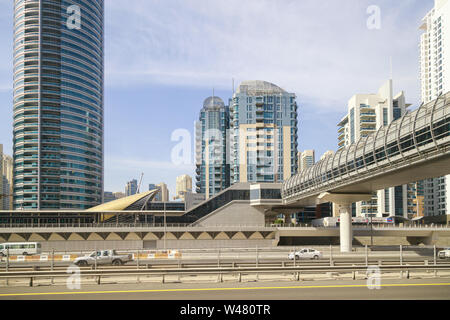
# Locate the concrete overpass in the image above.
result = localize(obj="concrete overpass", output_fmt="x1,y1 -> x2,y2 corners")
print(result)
282,93 -> 450,252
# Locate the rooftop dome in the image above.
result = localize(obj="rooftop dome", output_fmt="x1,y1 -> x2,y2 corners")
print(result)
203,96 -> 225,109
236,80 -> 287,96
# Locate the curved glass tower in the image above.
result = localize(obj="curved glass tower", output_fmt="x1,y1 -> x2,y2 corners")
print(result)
195,96 -> 230,198
13,0 -> 104,209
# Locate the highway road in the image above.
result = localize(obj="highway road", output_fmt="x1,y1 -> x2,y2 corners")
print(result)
0,246 -> 444,269
1,258 -> 448,273
0,278 -> 449,300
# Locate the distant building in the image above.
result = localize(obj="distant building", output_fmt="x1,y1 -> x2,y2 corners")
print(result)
149,184 -> 159,201
103,191 -> 127,204
125,180 -> 138,197
320,150 -> 334,161
175,175 -> 192,200
157,183 -> 169,202
103,192 -> 116,203
0,146 -> 12,210
113,192 -> 125,200
298,150 -> 315,172
150,183 -> 169,202
0,145 -> 3,210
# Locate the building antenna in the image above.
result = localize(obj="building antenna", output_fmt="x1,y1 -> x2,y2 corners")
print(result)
232,78 -> 235,94
389,56 -> 393,80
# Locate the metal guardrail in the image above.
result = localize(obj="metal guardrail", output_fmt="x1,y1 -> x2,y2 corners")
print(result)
1,259 -> 448,271
0,223 -> 275,229
0,223 -> 449,229
0,264 -> 449,286
273,224 -> 450,229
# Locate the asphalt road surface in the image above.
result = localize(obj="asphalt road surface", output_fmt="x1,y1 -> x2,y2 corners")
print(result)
0,278 -> 449,300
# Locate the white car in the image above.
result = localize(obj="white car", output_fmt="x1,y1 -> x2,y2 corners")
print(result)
438,248 -> 450,259
74,250 -> 133,266
288,248 -> 323,260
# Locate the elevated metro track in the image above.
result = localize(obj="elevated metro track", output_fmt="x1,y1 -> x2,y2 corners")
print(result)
282,92 -> 450,206
282,93 -> 450,252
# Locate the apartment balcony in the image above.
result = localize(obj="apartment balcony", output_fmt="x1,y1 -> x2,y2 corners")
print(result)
360,112 -> 376,118
360,119 -> 376,124
360,125 -> 376,132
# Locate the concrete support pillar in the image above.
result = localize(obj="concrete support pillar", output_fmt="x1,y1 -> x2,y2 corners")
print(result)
317,192 -> 372,254
339,205 -> 353,253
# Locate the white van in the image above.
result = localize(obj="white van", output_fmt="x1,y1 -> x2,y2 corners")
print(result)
0,242 -> 42,256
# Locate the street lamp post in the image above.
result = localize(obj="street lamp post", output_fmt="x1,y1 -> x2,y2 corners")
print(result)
164,202 -> 167,250
370,215 -> 373,247
367,214 -> 375,247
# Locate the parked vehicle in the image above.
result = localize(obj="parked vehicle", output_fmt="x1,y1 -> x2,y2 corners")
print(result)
74,250 -> 133,266
0,242 -> 41,256
288,248 -> 323,260
438,248 -> 450,259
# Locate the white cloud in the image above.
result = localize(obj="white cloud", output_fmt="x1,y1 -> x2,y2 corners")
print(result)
105,0 -> 428,109
107,157 -> 194,171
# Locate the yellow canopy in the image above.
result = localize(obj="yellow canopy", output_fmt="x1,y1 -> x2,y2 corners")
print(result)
86,189 -> 159,212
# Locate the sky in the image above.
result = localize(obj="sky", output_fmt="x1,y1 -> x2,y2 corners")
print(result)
0,0 -> 434,197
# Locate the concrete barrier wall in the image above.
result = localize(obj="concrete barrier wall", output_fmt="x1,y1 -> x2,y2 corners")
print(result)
8,237 -> 450,253
41,240 -> 144,252
4,250 -> 182,262
32,239 -> 275,251
156,239 -> 274,249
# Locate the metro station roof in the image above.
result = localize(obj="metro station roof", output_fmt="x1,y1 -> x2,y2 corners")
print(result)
86,189 -> 159,212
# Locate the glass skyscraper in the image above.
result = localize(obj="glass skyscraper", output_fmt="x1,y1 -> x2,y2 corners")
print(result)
195,96 -> 230,198
13,0 -> 104,209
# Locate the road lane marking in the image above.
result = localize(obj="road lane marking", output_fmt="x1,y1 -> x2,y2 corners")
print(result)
0,282 -> 450,297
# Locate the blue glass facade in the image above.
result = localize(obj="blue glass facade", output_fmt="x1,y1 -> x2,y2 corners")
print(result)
13,0 -> 104,209
195,97 -> 230,197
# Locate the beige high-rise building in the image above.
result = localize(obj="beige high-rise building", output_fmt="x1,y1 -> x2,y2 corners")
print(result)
0,144 -> 3,210
337,79 -> 410,217
230,81 -> 298,184
157,183 -> 169,202
320,150 -> 334,161
0,145 -> 12,210
2,153 -> 13,210
113,192 -> 125,199
175,175 -> 192,200
298,150 -> 315,173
